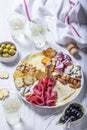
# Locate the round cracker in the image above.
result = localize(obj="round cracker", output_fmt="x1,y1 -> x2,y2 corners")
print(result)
1,88 -> 9,98
0,89 -> 4,99
0,70 -> 9,79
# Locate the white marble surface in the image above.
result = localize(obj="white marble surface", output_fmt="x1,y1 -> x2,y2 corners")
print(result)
0,1 -> 87,130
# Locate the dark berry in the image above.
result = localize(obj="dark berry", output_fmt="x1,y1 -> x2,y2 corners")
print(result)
76,112 -> 83,119
59,116 -> 66,124
71,109 -> 79,116
59,115 -> 69,124
70,116 -> 77,122
69,106 -> 73,111
65,109 -> 71,115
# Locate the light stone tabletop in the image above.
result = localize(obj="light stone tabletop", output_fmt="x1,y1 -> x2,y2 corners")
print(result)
0,0 -> 87,130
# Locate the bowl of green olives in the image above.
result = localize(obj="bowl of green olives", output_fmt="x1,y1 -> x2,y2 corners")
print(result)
0,41 -> 18,63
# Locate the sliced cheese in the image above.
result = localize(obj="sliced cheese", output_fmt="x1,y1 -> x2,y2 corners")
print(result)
54,81 -> 76,103
25,52 -> 45,72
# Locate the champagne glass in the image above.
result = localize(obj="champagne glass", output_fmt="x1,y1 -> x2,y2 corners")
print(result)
3,97 -> 22,127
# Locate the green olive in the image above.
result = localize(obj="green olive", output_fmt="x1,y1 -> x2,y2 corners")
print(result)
11,45 -> 16,50
2,53 -> 6,57
8,54 -> 11,57
0,47 -> 3,54
1,44 -> 6,49
6,44 -> 11,49
3,49 -> 9,53
4,53 -> 10,58
9,49 -> 16,55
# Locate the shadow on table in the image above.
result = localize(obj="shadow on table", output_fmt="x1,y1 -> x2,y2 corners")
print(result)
80,47 -> 87,54
7,120 -> 26,130
23,100 -> 66,116
22,75 -> 87,117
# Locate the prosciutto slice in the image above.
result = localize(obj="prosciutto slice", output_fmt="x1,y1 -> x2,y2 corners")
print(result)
54,52 -> 72,72
26,77 -> 57,106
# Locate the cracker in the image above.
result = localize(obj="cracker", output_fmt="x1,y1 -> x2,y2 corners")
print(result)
0,70 -> 9,79
1,88 -> 9,98
42,57 -> 52,64
43,47 -> 56,58
14,77 -> 24,89
0,89 -> 4,99
13,70 -> 23,79
35,70 -> 46,80
24,75 -> 34,86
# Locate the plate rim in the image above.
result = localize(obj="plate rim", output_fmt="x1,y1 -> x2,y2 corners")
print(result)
14,51 -> 84,108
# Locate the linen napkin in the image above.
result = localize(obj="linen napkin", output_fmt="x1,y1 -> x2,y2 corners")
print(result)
15,0 -> 87,49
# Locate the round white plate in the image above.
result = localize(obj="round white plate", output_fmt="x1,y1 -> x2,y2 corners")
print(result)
14,52 -> 84,108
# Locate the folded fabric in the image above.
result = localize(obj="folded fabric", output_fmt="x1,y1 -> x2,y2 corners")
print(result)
15,0 -> 87,48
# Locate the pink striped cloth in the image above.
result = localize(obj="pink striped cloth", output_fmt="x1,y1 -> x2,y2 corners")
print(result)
15,0 -> 87,48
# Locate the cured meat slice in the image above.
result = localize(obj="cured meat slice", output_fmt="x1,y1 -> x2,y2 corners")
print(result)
26,94 -> 45,106
46,99 -> 56,106
54,52 -> 72,73
26,77 -> 57,106
55,52 -> 64,61
55,62 -> 64,70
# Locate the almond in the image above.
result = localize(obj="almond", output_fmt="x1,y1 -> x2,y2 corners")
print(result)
65,75 -> 71,81
69,78 -> 74,84
58,78 -> 67,85
61,76 -> 66,81
69,84 -> 76,89
76,82 -> 81,88
73,77 -> 81,81
73,80 -> 77,85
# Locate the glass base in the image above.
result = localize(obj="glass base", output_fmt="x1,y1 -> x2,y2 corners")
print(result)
34,41 -> 46,49
12,122 -> 25,130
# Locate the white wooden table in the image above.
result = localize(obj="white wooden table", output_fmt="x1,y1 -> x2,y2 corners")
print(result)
0,1 -> 87,130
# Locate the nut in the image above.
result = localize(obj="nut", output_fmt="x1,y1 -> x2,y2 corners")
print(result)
69,84 -> 76,89
69,78 -> 74,84
61,76 -> 66,80
76,82 -> 81,88
73,77 -> 81,81
73,80 -> 77,85
58,78 -> 67,85
65,75 -> 71,81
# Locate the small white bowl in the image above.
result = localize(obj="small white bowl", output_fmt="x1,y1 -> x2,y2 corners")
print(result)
0,41 -> 18,63
57,103 -> 85,126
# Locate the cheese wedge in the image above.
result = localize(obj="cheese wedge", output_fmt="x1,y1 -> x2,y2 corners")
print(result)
54,81 -> 76,103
